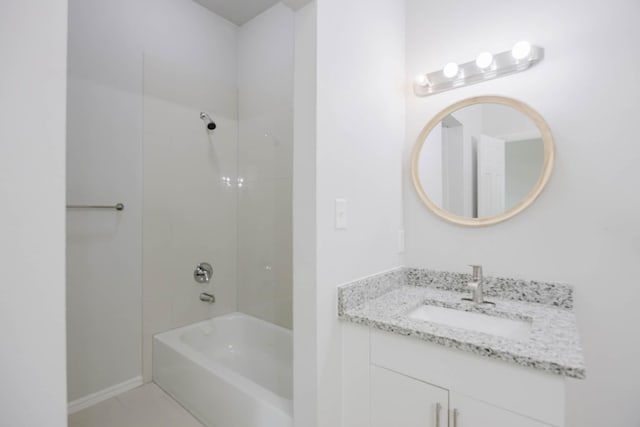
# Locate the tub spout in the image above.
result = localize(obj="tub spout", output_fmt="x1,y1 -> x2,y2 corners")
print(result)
199,292 -> 215,304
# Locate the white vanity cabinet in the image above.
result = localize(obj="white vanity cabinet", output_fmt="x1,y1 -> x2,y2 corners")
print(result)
371,365 -> 448,427
448,392 -> 551,427
371,365 -> 551,427
342,323 -> 566,427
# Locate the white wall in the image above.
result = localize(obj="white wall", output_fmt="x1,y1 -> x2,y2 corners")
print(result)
292,3 -> 318,426
66,50 -> 144,402
404,1 -> 640,426
238,4 -> 294,329
313,0 -> 406,426
0,0 -> 68,426
67,0 -> 240,397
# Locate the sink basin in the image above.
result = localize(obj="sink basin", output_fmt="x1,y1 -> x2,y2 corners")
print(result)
408,305 -> 532,340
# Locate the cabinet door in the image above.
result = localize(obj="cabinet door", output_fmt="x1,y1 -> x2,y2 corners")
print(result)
449,392 -> 556,427
371,365 -> 448,427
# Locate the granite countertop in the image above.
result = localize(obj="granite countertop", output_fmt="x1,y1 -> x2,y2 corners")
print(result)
337,267 -> 586,379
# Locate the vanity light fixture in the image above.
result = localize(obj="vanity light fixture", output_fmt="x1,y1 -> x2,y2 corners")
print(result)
415,74 -> 430,87
443,62 -> 460,78
413,41 -> 544,97
511,40 -> 532,60
475,52 -> 494,69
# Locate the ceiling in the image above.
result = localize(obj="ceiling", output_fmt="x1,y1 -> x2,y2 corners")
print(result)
194,0 -> 310,26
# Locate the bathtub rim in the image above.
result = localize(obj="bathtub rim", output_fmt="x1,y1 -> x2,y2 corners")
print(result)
152,311 -> 293,418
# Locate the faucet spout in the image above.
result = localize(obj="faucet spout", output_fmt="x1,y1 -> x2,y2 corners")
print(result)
462,265 -> 494,305
468,281 -> 484,303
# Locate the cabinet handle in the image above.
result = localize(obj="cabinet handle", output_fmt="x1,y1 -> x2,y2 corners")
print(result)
435,403 -> 442,427
452,408 -> 459,427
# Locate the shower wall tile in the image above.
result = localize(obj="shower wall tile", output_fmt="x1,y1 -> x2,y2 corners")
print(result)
236,4 -> 294,330
237,3 -> 294,186
142,49 -> 238,382
237,109 -> 294,182
143,54 -> 237,121
237,177 -> 293,328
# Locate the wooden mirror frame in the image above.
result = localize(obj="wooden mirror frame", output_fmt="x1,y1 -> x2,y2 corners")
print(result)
411,96 -> 555,226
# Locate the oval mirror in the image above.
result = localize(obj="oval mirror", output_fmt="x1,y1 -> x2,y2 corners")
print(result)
411,96 -> 554,226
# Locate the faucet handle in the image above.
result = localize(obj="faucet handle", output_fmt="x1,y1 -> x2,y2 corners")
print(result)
468,264 -> 483,278
194,262 -> 213,283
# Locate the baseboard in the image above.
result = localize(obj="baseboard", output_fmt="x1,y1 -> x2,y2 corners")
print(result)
67,376 -> 144,414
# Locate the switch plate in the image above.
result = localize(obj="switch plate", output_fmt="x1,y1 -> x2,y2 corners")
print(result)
335,198 -> 348,229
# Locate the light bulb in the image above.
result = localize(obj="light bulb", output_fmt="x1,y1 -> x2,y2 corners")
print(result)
415,74 -> 430,86
443,62 -> 459,78
512,41 -> 532,60
475,52 -> 493,69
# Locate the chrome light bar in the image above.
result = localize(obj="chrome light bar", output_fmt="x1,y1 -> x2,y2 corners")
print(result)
413,43 -> 544,97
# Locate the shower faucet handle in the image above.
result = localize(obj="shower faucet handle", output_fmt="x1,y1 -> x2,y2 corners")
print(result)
194,262 -> 213,283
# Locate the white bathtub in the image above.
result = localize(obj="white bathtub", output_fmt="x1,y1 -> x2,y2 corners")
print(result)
153,312 -> 293,427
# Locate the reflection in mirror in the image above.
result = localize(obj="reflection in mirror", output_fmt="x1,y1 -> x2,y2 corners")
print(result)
416,101 -> 547,222
412,96 -> 554,226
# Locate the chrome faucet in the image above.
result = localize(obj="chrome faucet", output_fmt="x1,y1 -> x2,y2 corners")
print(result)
462,265 -> 494,305
199,292 -> 215,304
194,262 -> 213,283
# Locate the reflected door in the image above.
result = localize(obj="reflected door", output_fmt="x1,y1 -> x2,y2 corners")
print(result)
477,135 -> 505,218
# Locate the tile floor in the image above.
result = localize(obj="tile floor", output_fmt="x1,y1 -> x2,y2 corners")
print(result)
68,383 -> 204,427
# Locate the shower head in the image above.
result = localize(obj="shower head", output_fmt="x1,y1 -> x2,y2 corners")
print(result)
200,112 -> 217,131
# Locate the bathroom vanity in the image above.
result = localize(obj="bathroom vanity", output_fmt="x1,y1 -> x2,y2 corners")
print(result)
338,267 -> 585,427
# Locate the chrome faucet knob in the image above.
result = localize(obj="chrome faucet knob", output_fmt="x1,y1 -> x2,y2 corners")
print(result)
194,262 -> 213,283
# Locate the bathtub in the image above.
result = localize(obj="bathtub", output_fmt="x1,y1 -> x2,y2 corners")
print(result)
153,312 -> 293,427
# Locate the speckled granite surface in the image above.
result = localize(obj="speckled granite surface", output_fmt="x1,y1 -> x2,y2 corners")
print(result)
337,267 -> 586,379
406,268 -> 574,309
338,267 -> 407,316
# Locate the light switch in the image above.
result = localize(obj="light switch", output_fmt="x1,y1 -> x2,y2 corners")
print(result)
335,198 -> 348,229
